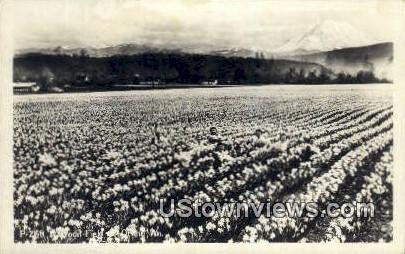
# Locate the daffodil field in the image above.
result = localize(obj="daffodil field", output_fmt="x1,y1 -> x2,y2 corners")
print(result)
13,85 -> 393,243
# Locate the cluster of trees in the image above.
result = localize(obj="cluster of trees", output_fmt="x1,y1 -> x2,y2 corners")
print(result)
334,71 -> 387,84
285,68 -> 386,84
13,52 -> 389,91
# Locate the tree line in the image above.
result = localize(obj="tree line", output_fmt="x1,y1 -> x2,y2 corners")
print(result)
13,52 -> 389,90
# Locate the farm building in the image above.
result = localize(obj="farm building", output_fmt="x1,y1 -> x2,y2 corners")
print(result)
13,82 -> 40,94
201,80 -> 218,86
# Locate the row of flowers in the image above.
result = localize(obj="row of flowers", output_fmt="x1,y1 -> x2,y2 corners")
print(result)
299,147 -> 393,243
112,109 -> 392,242
240,130 -> 393,242
168,117 -> 393,242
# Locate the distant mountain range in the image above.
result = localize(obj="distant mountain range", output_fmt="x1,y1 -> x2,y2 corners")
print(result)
14,43 -> 393,81
14,20 -> 393,81
16,44 -> 269,60
14,20 -> 386,59
16,44 -> 184,58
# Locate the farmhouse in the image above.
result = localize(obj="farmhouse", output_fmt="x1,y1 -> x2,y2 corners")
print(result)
201,80 -> 218,86
13,82 -> 40,94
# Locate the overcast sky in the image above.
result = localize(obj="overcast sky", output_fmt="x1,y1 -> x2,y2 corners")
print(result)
12,0 -> 398,51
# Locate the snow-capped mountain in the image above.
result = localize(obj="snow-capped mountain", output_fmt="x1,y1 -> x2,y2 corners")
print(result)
16,44 -> 270,59
15,20 -> 378,61
16,44 -> 184,57
275,20 -> 371,56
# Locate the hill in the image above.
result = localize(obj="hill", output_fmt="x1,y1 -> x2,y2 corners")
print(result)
282,42 -> 393,80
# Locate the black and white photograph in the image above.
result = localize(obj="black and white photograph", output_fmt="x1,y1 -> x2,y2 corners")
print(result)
1,0 -> 405,251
